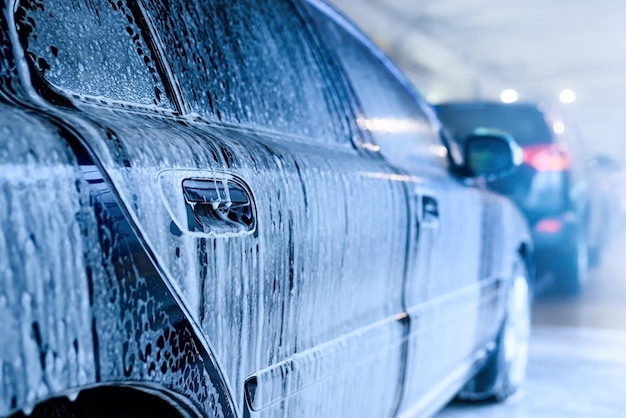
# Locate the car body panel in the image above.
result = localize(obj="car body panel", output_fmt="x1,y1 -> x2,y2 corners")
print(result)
68,102 -> 411,417
0,103 -> 235,416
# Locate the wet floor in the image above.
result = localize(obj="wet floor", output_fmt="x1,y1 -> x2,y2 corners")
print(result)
438,231 -> 626,418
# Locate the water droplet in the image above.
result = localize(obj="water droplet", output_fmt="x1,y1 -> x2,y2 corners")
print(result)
66,389 -> 80,402
21,292 -> 32,308
22,404 -> 34,416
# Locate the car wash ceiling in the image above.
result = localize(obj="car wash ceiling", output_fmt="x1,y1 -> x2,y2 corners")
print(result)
330,0 -> 626,158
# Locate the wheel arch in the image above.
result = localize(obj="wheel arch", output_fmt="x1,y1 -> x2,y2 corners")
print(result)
8,383 -> 201,418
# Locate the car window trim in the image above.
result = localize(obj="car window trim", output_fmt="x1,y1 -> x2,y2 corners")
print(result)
131,0 -> 186,114
9,0 -> 180,113
305,0 -> 452,167
303,0 -> 386,155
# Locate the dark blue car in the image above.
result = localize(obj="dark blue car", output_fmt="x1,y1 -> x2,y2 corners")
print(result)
1,0 -> 532,416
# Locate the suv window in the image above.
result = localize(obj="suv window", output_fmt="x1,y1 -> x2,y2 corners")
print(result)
306,3 -> 447,168
144,0 -> 349,144
436,104 -> 553,146
15,0 -> 170,108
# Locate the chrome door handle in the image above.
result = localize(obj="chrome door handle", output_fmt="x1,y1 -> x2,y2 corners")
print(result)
182,177 -> 255,234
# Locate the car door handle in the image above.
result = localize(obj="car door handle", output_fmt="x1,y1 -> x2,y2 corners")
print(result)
182,177 -> 255,234
421,195 -> 439,227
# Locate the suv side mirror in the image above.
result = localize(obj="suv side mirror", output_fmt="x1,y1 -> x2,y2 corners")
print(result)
464,129 -> 523,179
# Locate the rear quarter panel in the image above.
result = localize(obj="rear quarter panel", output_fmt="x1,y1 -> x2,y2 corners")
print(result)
0,105 -> 234,416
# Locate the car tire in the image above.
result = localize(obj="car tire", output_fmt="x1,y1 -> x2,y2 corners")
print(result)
457,256 -> 532,401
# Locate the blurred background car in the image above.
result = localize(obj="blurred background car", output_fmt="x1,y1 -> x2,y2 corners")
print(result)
435,101 -> 597,295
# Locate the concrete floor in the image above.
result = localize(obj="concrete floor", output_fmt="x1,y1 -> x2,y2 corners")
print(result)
438,231 -> 626,418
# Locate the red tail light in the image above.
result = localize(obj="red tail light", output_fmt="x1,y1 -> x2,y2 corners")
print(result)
523,144 -> 570,171
534,218 -> 563,233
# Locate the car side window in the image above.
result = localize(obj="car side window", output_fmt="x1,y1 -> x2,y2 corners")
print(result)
305,3 -> 448,169
142,0 -> 349,144
15,0 -> 170,108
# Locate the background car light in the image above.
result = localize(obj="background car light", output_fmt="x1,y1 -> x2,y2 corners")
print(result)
500,89 -> 519,103
553,120 -> 565,135
559,89 -> 576,104
535,219 -> 563,233
523,143 -> 571,171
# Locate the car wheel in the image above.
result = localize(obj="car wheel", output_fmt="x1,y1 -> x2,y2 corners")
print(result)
458,257 -> 532,401
553,225 -> 588,296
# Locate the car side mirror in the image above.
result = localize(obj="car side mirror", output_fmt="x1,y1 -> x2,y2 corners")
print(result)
464,129 -> 523,179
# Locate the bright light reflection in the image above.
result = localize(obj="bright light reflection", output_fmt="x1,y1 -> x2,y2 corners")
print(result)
359,171 -> 425,183
553,120 -> 565,135
357,117 -> 432,134
426,92 -> 443,103
428,144 -> 448,158
360,143 -> 381,152
560,89 -> 576,104
500,89 -> 519,103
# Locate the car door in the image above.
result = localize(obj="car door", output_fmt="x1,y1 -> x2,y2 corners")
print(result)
305,2 -> 508,415
15,0 -> 410,416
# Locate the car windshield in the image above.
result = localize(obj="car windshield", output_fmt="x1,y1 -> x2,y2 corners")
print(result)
436,105 -> 553,146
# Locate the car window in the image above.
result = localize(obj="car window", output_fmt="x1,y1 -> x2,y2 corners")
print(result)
305,2 -> 447,168
15,0 -> 170,108
436,104 -> 553,146
142,0 -> 349,144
